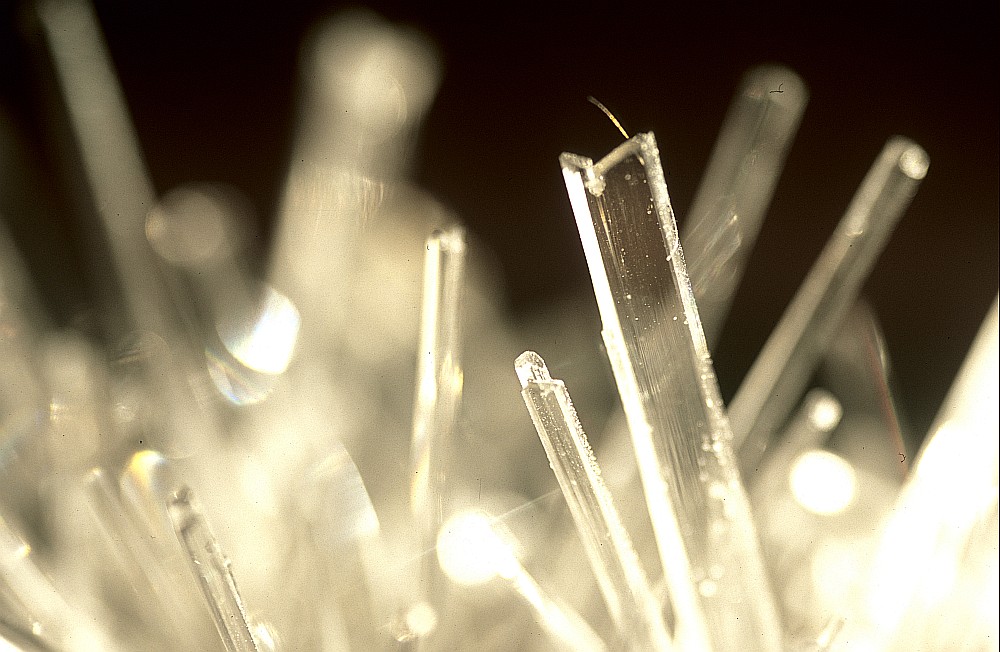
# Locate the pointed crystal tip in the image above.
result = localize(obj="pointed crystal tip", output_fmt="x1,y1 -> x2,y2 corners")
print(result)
514,351 -> 552,388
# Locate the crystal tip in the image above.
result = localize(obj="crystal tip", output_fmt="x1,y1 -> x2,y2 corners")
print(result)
514,351 -> 551,388
746,64 -> 807,101
170,484 -> 194,507
890,137 -> 929,180
430,225 -> 467,253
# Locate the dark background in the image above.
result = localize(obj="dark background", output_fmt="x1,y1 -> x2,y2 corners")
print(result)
1,1 -> 997,445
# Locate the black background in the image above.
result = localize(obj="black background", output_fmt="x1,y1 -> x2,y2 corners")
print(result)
1,1 -> 997,444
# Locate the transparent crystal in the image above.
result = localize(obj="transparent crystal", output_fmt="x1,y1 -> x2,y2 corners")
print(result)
683,65 -> 808,348
731,137 -> 929,475
168,486 -> 260,652
561,133 -> 781,650
516,350 -> 671,650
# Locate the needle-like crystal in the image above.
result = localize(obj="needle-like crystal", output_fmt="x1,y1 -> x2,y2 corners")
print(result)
561,133 -> 781,650
267,12 -> 440,348
405,226 -> 465,635
168,485 -> 260,652
81,468 -> 195,646
116,451 -> 230,648
683,66 -> 808,348
516,351 -> 671,650
410,226 -> 466,536
732,137 -> 928,476
506,558 -> 608,652
36,0 -> 167,338
37,0 -> 221,456
0,222 -> 47,337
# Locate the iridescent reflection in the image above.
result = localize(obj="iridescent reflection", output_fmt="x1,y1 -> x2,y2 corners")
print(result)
208,286 -> 300,405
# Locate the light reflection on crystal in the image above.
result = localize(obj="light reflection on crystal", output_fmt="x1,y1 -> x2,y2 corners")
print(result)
205,347 -> 276,406
119,450 -> 179,540
219,286 -> 300,376
436,510 -> 513,586
204,285 -> 300,405
788,450 -> 857,516
807,393 -> 842,432
297,444 -> 380,546
403,601 -> 438,638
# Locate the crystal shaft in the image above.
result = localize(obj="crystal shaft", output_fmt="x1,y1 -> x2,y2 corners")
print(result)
683,66 -> 807,348
168,486 -> 259,652
516,351 -> 672,650
732,137 -> 928,475
410,226 -> 466,533
562,133 -> 781,650
857,296 -> 998,648
37,0 -> 167,338
38,0 -> 221,456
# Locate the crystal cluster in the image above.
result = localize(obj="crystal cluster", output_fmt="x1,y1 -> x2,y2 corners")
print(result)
0,3 -> 996,650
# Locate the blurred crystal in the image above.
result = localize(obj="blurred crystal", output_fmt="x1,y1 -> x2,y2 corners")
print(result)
682,65 -> 808,348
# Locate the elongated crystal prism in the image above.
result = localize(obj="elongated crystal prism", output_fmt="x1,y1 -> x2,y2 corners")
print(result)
410,226 -> 466,533
506,555 -> 609,652
38,0 -> 222,457
405,226 -> 465,637
37,0 -> 166,338
267,13 -> 439,345
168,486 -> 259,652
731,137 -> 928,475
82,468 -> 200,646
561,133 -> 781,650
516,350 -> 671,650
683,65 -> 807,348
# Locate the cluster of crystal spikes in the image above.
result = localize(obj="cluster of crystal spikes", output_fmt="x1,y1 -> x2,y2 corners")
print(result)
0,2 -> 996,651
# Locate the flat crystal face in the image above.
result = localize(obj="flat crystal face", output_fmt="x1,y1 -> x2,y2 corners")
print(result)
570,142 -> 719,545
563,134 -> 781,650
